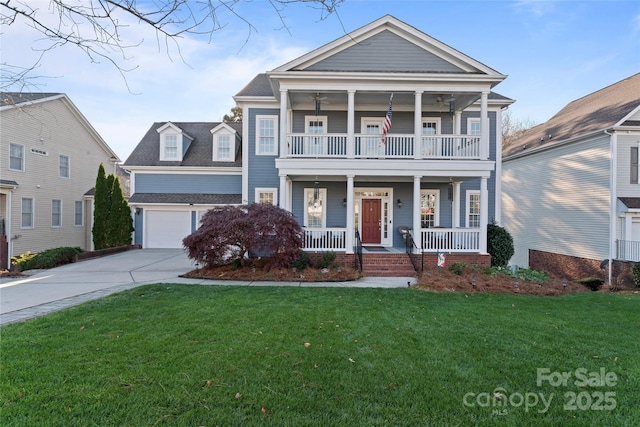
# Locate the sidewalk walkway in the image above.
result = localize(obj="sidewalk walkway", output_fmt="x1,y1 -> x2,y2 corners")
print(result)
1,249 -> 415,326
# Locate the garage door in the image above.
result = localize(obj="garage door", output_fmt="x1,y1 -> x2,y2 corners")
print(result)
145,211 -> 192,248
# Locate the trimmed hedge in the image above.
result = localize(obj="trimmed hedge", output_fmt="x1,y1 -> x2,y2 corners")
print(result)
14,247 -> 83,271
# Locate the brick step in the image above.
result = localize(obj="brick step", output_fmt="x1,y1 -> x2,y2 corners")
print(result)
360,253 -> 417,277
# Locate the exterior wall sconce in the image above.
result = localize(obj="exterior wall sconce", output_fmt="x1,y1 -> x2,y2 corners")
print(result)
343,198 -> 347,207
135,207 -> 141,215
397,198 -> 403,208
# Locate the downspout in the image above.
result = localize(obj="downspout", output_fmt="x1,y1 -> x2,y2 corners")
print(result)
605,129 -> 616,287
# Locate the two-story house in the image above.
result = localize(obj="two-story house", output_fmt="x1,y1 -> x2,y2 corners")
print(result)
125,15 -> 513,272
502,73 -> 640,283
0,93 -> 120,269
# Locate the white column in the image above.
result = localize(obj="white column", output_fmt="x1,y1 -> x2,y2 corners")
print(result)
346,175 -> 355,253
455,111 -> 462,135
414,91 -> 423,159
480,91 -> 489,159
479,177 -> 489,254
279,174 -> 288,211
347,90 -> 355,159
413,176 -> 422,251
453,181 -> 462,228
280,89 -> 288,157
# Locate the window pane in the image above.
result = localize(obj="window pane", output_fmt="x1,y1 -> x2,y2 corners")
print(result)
420,192 -> 436,228
259,119 -> 275,154
468,193 -> 480,228
52,200 -> 62,227
21,198 -> 33,228
422,122 -> 437,135
218,135 -> 230,159
75,201 -> 83,226
259,192 -> 274,205
10,143 -> 24,170
306,190 -> 323,228
164,135 -> 178,159
59,155 -> 70,178
469,121 -> 481,135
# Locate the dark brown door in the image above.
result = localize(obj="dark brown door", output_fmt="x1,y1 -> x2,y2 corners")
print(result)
362,199 -> 381,244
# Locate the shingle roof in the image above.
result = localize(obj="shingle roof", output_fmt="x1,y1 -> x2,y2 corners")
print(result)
129,193 -> 241,205
504,73 -> 640,158
619,197 -> 640,209
235,73 -> 274,97
124,122 -> 242,167
1,92 -> 62,106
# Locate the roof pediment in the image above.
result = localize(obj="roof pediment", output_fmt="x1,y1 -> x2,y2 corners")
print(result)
273,15 -> 503,78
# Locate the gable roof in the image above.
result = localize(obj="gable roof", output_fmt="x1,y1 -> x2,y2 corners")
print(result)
124,122 -> 242,167
1,92 -> 63,107
504,73 -> 640,158
273,15 -> 504,79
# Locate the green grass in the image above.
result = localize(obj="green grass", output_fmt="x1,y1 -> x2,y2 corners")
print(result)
1,286 -> 638,426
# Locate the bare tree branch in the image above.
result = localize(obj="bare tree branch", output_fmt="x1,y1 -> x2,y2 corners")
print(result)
1,0 -> 344,92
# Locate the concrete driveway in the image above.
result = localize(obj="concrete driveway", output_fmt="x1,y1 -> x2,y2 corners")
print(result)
0,248 -> 414,326
0,249 -> 197,325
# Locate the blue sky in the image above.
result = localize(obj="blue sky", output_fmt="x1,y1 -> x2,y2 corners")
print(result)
3,0 -> 639,160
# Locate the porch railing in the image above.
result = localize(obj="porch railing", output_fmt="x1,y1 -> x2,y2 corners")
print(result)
303,227 -> 347,251
287,133 -> 482,159
616,240 -> 640,262
420,228 -> 480,252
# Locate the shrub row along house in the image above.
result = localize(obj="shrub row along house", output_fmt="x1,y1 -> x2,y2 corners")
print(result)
123,15 -> 513,272
502,73 -> 640,282
0,93 -> 120,270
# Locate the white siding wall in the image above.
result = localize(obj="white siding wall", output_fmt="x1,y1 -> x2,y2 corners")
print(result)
1,98 -> 114,256
502,135 -> 611,267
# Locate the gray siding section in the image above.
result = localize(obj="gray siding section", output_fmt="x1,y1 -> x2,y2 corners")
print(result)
134,210 -> 143,246
502,135 -> 611,268
306,30 -> 464,73
135,174 -> 241,194
247,108 -> 281,203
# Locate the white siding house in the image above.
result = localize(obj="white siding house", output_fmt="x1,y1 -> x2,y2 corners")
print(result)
502,73 -> 640,281
0,93 -> 120,268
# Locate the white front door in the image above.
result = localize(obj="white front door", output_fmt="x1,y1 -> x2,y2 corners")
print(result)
361,118 -> 384,156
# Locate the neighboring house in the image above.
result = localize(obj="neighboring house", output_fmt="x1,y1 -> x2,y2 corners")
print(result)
125,15 -> 512,270
502,73 -> 640,281
0,92 -> 120,269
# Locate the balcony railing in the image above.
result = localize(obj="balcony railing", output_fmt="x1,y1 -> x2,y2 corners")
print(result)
287,133 -> 482,159
303,228 -> 347,251
617,240 -> 640,262
421,228 -> 480,252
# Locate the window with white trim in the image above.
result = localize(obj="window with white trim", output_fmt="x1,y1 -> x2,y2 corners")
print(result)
420,190 -> 439,228
21,197 -> 33,228
306,115 -> 327,156
10,143 -> 24,171
631,146 -> 638,184
466,191 -> 481,228
304,188 -> 326,228
52,199 -> 62,227
256,115 -> 278,155
255,188 -> 277,205
422,118 -> 440,135
216,134 -> 232,161
74,201 -> 83,226
467,118 -> 481,135
161,134 -> 179,160
59,154 -> 70,178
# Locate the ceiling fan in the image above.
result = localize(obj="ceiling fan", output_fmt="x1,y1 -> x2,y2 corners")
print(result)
309,93 -> 329,115
436,94 -> 456,115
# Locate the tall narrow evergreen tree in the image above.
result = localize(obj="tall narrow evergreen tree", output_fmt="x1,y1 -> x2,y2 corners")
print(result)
92,164 -> 134,249
92,164 -> 109,250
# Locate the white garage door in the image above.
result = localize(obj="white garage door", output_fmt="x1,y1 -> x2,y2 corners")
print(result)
145,211 -> 192,248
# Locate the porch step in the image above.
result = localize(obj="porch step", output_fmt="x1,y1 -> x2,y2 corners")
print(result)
360,253 -> 417,277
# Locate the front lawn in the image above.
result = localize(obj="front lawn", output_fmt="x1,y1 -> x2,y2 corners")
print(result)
1,286 -> 638,426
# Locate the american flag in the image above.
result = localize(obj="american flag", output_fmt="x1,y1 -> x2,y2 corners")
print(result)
382,93 -> 393,143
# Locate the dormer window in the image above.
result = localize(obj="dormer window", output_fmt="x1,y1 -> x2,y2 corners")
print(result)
163,134 -> 178,160
157,122 -> 192,161
210,123 -> 237,162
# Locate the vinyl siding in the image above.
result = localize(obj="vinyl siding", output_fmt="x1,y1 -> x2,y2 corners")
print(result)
306,30 -> 464,73
0,97 -> 115,256
616,134 -> 640,196
134,173 -> 241,194
247,108 -> 280,203
502,135 -> 611,267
